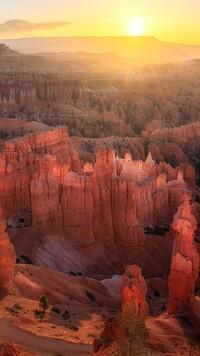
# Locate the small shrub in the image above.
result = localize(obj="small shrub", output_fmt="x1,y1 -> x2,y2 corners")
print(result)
69,325 -> 79,331
13,266 -> 19,276
13,304 -> 24,311
85,290 -> 96,302
87,333 -> 97,338
62,310 -> 70,320
20,255 -> 33,265
34,309 -> 44,319
51,307 -> 61,314
5,307 -> 19,316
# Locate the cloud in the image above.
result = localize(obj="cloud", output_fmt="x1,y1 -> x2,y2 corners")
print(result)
0,19 -> 72,33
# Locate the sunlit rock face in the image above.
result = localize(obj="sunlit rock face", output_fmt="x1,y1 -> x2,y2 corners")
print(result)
0,127 -> 193,253
0,126 -> 80,217
168,191 -> 199,314
120,264 -> 149,316
30,147 -> 187,249
0,206 -> 16,291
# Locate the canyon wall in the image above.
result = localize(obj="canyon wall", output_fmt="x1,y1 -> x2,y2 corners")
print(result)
0,127 -> 81,218
0,127 -> 192,250
0,78 -> 85,107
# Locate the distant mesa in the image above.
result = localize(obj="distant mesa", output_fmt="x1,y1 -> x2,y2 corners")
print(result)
3,36 -> 200,62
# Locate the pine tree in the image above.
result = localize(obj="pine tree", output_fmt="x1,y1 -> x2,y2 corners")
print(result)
112,302 -> 149,356
39,295 -> 49,314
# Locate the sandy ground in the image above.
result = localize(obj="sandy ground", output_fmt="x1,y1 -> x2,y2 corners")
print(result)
0,265 -> 199,356
0,264 -> 118,356
0,318 -> 92,356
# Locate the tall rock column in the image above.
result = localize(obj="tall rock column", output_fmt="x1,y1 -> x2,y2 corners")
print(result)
0,206 -> 16,291
168,191 -> 199,314
120,265 -> 149,316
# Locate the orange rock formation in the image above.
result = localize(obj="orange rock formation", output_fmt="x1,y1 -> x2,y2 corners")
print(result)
168,191 -> 199,314
120,265 -> 149,316
0,127 -> 191,252
0,206 -> 16,291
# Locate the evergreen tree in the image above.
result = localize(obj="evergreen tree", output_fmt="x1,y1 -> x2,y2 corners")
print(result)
112,302 -> 149,356
39,295 -> 49,314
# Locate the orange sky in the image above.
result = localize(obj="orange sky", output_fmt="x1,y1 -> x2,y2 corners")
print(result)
0,0 -> 200,44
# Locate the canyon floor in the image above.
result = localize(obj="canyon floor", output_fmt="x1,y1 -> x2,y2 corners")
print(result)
0,264 -> 199,355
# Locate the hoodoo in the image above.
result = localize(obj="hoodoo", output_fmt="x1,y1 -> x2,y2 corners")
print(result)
120,264 -> 149,316
0,205 -> 16,291
168,191 -> 199,314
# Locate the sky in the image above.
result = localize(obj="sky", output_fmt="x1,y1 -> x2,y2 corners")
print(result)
0,0 -> 200,44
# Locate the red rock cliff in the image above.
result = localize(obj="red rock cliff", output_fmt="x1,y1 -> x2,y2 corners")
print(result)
0,128 -> 192,250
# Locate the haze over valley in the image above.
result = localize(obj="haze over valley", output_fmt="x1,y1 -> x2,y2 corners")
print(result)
0,1 -> 200,355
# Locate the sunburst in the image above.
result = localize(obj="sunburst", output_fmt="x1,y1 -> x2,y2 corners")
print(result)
127,18 -> 146,36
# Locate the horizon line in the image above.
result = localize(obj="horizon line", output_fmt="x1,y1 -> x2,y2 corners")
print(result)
1,35 -> 200,47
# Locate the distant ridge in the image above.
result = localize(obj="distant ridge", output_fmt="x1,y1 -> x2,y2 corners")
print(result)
0,43 -> 20,56
2,36 -> 200,63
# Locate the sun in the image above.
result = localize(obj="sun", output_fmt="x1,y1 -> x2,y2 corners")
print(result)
127,18 -> 146,36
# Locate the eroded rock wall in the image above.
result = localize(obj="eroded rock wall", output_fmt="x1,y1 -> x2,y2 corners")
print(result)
0,128 -> 192,250
0,78 -> 85,107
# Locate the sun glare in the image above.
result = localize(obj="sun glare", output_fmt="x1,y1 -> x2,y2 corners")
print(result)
127,18 -> 146,36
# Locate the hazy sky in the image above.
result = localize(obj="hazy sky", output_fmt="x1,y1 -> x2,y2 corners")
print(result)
0,0 -> 200,43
